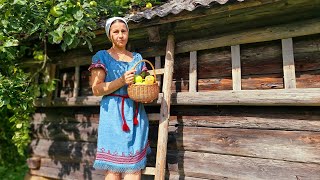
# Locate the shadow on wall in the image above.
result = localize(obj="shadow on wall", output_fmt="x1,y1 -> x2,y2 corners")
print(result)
30,107 -> 105,179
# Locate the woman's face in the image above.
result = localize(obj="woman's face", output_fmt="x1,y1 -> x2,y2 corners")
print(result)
109,21 -> 128,48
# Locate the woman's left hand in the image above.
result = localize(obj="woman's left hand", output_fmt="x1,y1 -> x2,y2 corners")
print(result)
122,69 -> 136,85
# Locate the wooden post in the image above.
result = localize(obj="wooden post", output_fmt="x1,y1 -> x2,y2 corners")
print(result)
282,38 -> 296,89
45,64 -> 56,105
189,51 -> 197,92
155,34 -> 175,180
155,56 -> 162,92
231,45 -> 241,90
73,66 -> 80,97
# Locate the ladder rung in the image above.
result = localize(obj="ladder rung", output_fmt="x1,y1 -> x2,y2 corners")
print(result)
147,68 -> 164,75
142,167 -> 156,175
148,113 -> 160,121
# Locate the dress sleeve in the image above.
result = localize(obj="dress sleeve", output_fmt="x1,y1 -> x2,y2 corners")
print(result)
88,51 -> 107,73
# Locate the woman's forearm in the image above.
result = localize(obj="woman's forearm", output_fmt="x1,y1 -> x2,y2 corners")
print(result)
92,76 -> 125,96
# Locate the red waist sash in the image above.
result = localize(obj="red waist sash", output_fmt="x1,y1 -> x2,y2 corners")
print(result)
108,94 -> 139,132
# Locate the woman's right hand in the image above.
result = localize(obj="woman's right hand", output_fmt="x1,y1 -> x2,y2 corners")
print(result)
122,69 -> 136,85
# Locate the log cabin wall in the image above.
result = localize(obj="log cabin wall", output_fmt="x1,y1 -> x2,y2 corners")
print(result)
28,0 -> 320,179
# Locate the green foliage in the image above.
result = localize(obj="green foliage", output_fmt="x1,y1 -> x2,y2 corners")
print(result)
0,163 -> 28,180
0,0 -> 162,178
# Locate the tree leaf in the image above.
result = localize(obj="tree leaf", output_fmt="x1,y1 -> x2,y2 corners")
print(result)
73,10 -> 83,21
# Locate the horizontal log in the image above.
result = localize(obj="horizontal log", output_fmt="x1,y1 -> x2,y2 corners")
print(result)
27,157 -> 41,170
30,157 -> 198,180
31,122 -> 158,146
24,173 -> 52,180
166,150 -> 320,180
30,139 -> 157,164
31,139 -> 95,162
176,18 -> 320,54
168,115 -> 320,132
167,127 -> 320,163
32,112 -> 159,124
30,160 -> 105,180
29,150 -> 320,180
171,88 -> 320,106
31,122 -> 98,142
36,88 -> 320,106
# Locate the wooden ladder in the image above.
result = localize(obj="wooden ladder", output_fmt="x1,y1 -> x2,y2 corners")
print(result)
142,35 -> 175,180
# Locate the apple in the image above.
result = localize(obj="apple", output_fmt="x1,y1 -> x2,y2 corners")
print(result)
146,2 -> 152,9
50,6 -> 63,17
145,75 -> 155,85
90,1 -> 97,7
134,75 -> 143,83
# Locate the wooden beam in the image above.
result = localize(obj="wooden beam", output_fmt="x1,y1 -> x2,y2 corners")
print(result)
155,56 -> 162,92
125,0 -> 298,30
57,18 -> 320,69
172,89 -> 320,106
73,66 -> 80,97
142,167 -> 156,175
169,126 -> 320,164
27,157 -> 41,170
37,88 -> 320,107
155,34 -> 175,180
231,45 -> 241,90
147,68 -> 164,75
282,38 -> 296,89
166,150 -> 320,180
189,51 -> 197,92
147,26 -> 161,42
176,18 -> 320,54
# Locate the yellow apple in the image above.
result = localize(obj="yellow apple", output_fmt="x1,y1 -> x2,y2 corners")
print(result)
134,75 -> 143,83
145,75 -> 155,85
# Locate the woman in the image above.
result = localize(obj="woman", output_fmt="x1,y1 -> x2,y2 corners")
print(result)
89,17 -> 150,180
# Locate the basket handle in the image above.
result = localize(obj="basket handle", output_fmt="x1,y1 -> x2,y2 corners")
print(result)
131,59 -> 157,82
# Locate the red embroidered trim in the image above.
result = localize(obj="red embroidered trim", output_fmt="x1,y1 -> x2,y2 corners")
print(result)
88,60 -> 107,72
96,143 -> 149,164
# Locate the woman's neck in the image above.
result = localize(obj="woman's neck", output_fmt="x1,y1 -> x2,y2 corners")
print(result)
111,46 -> 126,54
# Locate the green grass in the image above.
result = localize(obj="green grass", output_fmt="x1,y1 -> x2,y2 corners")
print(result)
0,163 -> 28,180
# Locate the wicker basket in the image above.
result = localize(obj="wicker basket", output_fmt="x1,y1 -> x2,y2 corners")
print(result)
128,60 -> 159,103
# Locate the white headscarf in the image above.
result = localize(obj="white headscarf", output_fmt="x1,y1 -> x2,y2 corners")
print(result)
105,17 -> 129,40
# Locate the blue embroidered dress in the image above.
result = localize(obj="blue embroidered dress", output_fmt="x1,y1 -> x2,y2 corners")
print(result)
88,50 -> 150,173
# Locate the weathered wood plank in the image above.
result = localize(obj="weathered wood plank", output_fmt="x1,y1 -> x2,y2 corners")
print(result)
24,173 -> 52,180
172,72 -> 320,92
231,45 -> 241,90
166,150 -> 320,180
189,51 -> 197,92
171,88 -> 320,106
168,126 -> 320,164
156,34 -> 175,180
40,88 -> 320,106
155,56 -> 162,92
282,38 -> 296,89
31,122 -> 98,142
147,68 -> 164,76
73,66 -> 80,97
30,139 -> 96,162
169,115 -> 320,132
30,165 -> 105,180
142,167 -> 155,175
32,111 -> 159,124
176,18 -> 320,54
27,157 -> 41,170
